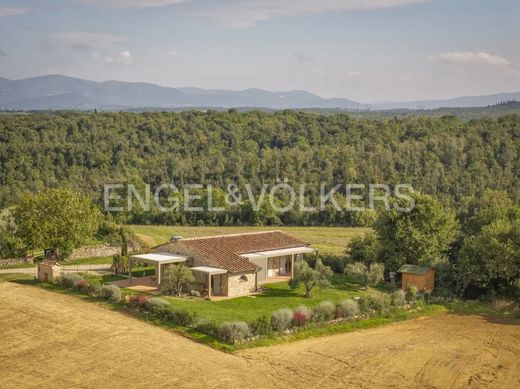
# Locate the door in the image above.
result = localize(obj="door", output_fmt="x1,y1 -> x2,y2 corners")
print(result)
44,273 -> 48,282
267,258 -> 274,277
279,256 -> 287,275
212,275 -> 221,295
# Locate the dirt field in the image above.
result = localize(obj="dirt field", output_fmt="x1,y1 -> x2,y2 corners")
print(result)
1,282 -> 520,389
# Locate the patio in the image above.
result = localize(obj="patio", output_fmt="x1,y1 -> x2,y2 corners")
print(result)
128,253 -> 188,286
110,276 -> 161,294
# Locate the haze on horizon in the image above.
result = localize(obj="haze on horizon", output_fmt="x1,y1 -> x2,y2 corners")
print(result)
0,0 -> 519,103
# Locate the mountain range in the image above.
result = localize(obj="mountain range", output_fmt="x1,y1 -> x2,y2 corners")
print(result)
0,75 -> 518,111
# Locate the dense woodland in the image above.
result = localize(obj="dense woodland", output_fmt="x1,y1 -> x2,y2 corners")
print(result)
1,110 -> 519,225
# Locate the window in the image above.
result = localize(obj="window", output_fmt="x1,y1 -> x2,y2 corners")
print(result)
239,275 -> 248,282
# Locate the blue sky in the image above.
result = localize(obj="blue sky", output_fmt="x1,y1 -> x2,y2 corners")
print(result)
0,0 -> 518,102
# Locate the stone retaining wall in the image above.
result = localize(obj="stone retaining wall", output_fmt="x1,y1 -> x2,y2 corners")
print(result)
68,244 -> 120,260
0,257 -> 33,268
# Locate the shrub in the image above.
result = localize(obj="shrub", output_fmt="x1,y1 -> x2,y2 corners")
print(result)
88,283 -> 101,297
293,305 -> 312,326
190,290 -> 201,297
339,299 -> 359,319
60,273 -> 84,289
195,318 -> 219,337
391,289 -> 406,307
73,279 -> 90,293
271,308 -> 293,331
145,297 -> 170,315
218,321 -> 250,344
312,301 -> 335,322
250,315 -> 272,336
127,294 -> 151,308
357,296 -> 371,316
165,309 -> 198,326
99,284 -> 121,302
369,293 -> 391,315
405,285 -> 418,302
358,294 -> 391,316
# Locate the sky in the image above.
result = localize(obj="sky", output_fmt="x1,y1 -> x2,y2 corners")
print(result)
0,0 -> 519,102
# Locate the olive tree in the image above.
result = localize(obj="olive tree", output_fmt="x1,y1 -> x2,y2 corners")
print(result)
161,264 -> 195,296
345,262 -> 385,290
289,258 -> 333,297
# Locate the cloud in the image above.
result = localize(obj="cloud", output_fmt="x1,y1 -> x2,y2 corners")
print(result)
52,31 -> 126,52
439,51 -> 510,66
190,0 -> 427,28
0,50 -> 6,57
79,0 -> 189,9
292,52 -> 313,63
347,71 -> 366,78
118,50 -> 133,64
92,50 -> 133,64
0,7 -> 30,17
167,49 -> 179,56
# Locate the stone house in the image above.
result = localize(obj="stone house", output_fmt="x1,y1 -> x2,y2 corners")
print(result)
148,230 -> 315,298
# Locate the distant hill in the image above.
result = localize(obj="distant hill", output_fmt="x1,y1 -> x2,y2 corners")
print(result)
373,93 -> 520,110
0,75 -> 363,110
0,75 -> 519,111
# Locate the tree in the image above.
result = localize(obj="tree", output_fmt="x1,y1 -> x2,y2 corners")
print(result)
161,264 -> 195,296
345,262 -> 385,289
374,192 -> 459,272
457,219 -> 520,295
345,231 -> 380,266
13,189 -> 101,259
289,258 -> 333,297
0,208 -> 26,258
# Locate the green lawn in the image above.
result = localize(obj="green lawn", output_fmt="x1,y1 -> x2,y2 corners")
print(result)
161,274 -> 386,324
63,256 -> 113,265
128,225 -> 371,256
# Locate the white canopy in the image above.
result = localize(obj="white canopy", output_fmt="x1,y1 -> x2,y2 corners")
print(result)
130,252 -> 187,265
190,266 -> 227,275
129,253 -> 188,285
241,246 -> 316,259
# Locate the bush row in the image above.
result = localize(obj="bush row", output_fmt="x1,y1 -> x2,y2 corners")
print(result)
53,274 -> 423,345
219,289 -> 422,344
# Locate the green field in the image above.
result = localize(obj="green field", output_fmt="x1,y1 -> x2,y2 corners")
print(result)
128,225 -> 370,256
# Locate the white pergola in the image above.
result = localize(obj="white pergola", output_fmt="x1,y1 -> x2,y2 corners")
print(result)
129,253 -> 187,285
190,266 -> 227,297
242,246 -> 316,278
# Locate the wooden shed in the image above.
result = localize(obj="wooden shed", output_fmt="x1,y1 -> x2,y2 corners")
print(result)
397,264 -> 436,292
38,260 -> 60,282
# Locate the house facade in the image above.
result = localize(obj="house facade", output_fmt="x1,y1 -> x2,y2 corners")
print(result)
150,230 -> 315,298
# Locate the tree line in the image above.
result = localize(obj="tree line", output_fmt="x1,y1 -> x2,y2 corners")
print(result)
0,110 -> 519,226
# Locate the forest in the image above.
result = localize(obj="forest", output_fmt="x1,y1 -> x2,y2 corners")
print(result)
1,110 -> 519,225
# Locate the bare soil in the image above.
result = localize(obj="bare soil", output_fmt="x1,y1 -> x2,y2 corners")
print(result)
1,282 -> 520,388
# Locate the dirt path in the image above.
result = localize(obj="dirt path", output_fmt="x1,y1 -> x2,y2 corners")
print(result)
1,282 -> 519,388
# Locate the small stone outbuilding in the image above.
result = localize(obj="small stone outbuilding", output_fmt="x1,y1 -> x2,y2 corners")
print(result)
397,264 -> 436,292
38,260 -> 60,282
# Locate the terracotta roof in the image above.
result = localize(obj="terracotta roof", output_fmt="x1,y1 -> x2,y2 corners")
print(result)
41,259 -> 59,266
156,230 -> 309,273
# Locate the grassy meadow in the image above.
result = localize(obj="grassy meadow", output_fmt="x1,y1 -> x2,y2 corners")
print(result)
129,225 -> 371,256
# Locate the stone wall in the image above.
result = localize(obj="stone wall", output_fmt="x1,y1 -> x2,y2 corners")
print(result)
225,271 -> 257,297
68,244 -> 120,260
0,257 -> 33,268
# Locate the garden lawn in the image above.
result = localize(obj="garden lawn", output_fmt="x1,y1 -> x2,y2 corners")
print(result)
63,256 -> 113,265
161,274 -> 384,324
128,225 -> 371,256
